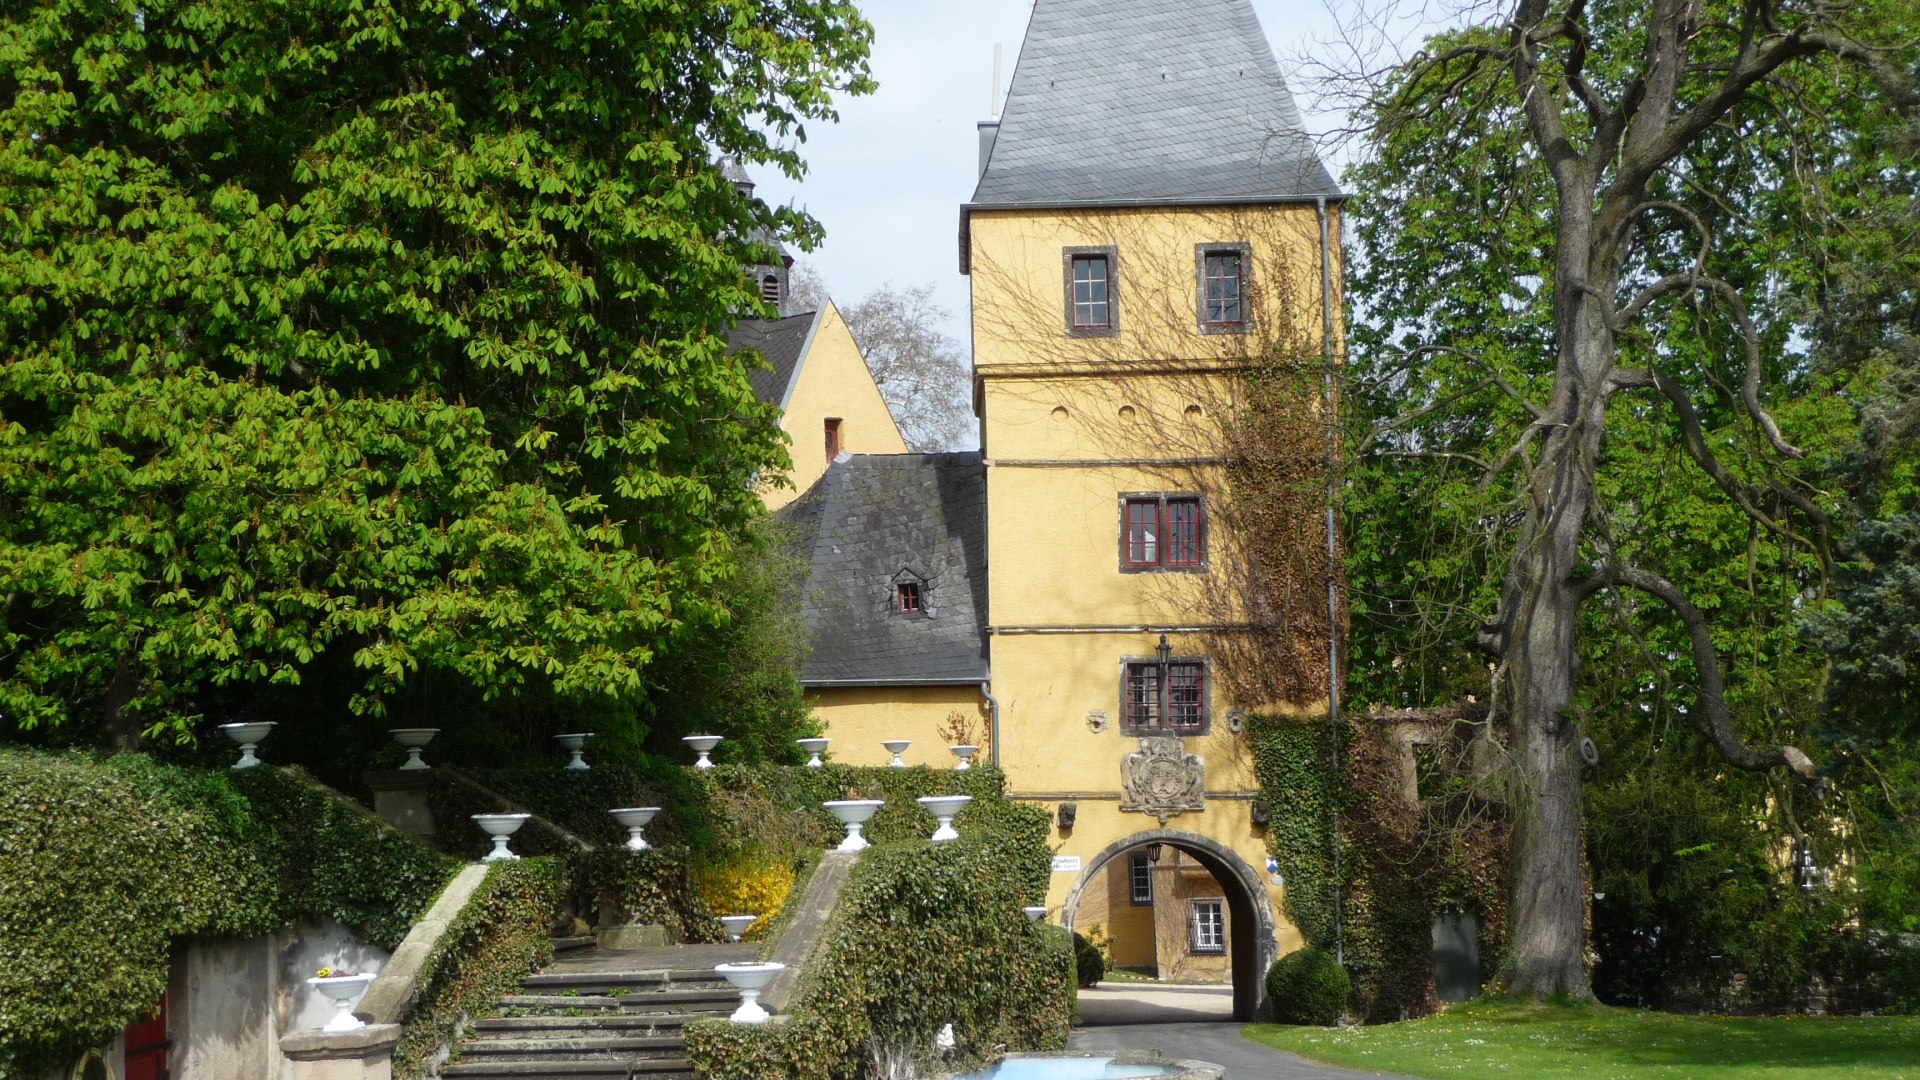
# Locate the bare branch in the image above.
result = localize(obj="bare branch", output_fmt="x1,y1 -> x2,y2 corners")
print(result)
1398,344 -> 1548,419
1614,271 -> 1804,459
1595,565 -> 1820,783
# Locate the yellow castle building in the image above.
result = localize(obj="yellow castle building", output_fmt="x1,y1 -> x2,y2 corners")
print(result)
767,0 -> 1344,1018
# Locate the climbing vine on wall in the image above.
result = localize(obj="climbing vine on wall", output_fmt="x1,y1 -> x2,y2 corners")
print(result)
1248,709 -> 1507,1021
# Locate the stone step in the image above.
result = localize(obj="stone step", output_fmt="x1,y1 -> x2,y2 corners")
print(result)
453,1034 -> 686,1059
471,1014 -> 701,1038
520,968 -> 727,992
496,987 -> 737,1011
439,1053 -> 695,1068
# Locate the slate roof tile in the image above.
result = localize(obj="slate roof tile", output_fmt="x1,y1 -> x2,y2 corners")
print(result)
972,0 -> 1337,206
728,310 -> 817,407
779,453 -> 990,686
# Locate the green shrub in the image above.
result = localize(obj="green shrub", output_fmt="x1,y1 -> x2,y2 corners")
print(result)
0,749 -> 457,1076
1073,931 -> 1106,989
392,858 -> 564,1080
684,837 -> 1073,1079
1266,947 -> 1352,1026
570,847 -> 720,943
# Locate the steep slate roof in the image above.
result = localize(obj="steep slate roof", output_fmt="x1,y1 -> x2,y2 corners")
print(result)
780,453 -> 990,686
728,310 -> 819,407
970,0 -> 1338,207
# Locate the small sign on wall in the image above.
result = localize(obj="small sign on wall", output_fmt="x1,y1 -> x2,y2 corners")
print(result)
1051,855 -> 1082,874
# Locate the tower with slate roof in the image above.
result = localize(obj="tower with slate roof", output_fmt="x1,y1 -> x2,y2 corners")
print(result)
960,0 -> 1345,1015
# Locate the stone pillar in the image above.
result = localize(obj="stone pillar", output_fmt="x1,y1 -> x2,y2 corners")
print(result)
363,771 -> 434,841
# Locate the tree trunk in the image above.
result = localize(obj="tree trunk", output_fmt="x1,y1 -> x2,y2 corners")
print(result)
1496,198 -> 1619,999
102,650 -> 142,752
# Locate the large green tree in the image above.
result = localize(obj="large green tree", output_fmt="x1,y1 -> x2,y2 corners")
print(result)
1343,0 -> 1917,996
0,0 -> 874,747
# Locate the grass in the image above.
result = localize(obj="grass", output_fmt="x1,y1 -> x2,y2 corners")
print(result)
1244,999 -> 1920,1080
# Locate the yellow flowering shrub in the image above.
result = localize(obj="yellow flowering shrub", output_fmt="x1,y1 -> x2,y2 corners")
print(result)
691,851 -> 797,939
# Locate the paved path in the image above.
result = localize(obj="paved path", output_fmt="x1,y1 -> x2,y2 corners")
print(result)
1071,985 -> 1413,1079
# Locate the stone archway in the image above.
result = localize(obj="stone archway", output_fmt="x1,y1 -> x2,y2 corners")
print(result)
1059,828 -> 1278,1021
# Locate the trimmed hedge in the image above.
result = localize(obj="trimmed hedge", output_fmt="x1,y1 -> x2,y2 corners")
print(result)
393,858 -> 564,1080
1266,947 -> 1352,1026
0,749 -> 457,1076
684,835 -> 1074,1079
1073,931 -> 1106,989
573,847 -> 721,943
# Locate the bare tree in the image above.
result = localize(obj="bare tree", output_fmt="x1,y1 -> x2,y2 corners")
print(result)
1347,0 -> 1917,998
788,263 -> 975,451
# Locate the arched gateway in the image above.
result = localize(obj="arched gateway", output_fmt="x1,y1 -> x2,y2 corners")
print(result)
1058,828 -> 1279,1021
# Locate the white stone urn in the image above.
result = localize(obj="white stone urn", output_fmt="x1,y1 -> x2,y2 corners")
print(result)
916,795 -> 973,844
218,721 -> 276,769
389,728 -> 441,770
554,732 -> 593,770
822,799 -> 884,853
714,962 -> 785,1024
306,972 -> 377,1032
683,734 -> 722,770
608,807 -> 660,851
881,739 -> 911,768
796,737 -> 830,768
471,813 -> 532,861
949,744 -> 980,770
719,914 -> 758,942
1023,905 -> 1048,923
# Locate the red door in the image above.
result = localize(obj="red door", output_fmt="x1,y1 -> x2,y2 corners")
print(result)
123,993 -> 169,1080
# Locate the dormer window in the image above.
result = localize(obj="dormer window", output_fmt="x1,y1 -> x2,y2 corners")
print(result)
897,581 -> 921,614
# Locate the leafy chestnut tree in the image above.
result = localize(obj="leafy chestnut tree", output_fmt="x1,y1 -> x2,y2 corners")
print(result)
1343,0 -> 1916,997
0,0 -> 874,746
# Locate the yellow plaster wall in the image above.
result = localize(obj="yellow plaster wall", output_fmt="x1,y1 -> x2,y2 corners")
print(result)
989,631 -> 1259,793
805,684 -> 987,770
1073,856 -> 1159,968
763,301 -> 907,511
966,199 -> 1337,976
966,204 -> 1342,373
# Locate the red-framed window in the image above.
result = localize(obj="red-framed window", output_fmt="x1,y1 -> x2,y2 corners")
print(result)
1122,495 -> 1204,569
897,581 -> 921,614
1122,660 -> 1208,735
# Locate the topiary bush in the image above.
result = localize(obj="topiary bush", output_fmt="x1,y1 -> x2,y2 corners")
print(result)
0,749 -> 458,1076
1073,931 -> 1106,989
1265,947 -> 1352,1025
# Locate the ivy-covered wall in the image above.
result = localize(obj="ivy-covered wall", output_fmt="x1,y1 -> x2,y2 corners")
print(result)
0,749 -> 459,1076
392,858 -> 564,1080
683,835 -> 1072,1079
1247,712 -> 1506,1022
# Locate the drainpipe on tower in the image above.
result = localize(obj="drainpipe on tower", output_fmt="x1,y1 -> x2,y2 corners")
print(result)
980,680 -> 1002,768
1316,194 -> 1344,968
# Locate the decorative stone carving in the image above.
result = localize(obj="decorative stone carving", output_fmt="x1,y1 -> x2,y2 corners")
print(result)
1086,709 -> 1109,733
1224,708 -> 1247,734
1120,737 -> 1205,824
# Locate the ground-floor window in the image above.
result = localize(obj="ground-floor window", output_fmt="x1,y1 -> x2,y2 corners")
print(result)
1189,898 -> 1225,954
1129,852 -> 1153,905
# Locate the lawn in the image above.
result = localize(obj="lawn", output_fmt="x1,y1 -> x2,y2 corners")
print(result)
1244,999 -> 1920,1080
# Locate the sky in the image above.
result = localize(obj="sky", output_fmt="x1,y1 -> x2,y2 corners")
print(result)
750,0 -> 1401,349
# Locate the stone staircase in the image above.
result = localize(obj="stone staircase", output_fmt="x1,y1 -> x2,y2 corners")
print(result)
439,941 -> 756,1079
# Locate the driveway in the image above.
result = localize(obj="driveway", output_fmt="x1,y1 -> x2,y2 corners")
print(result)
1071,985 -> 1412,1079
